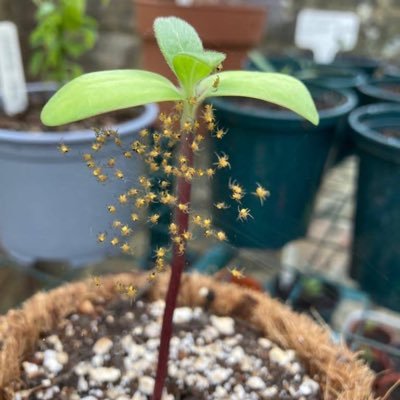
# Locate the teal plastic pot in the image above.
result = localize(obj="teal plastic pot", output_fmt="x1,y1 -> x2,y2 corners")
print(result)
357,78 -> 400,105
334,54 -> 382,77
298,65 -> 367,90
349,103 -> 400,311
210,86 -> 357,249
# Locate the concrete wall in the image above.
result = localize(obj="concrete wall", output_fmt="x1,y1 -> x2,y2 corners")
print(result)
0,0 -> 399,78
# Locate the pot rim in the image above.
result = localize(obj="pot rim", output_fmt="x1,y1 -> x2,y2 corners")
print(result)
0,83 -> 159,145
209,85 -> 357,121
357,77 -> 400,103
134,0 -> 267,13
349,102 -> 400,153
0,272 -> 375,398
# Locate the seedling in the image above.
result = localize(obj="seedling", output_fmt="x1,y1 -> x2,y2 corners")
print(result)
41,16 -> 318,400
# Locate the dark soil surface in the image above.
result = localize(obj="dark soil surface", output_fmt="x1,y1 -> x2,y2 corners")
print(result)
380,128 -> 400,139
11,292 -> 322,399
380,84 -> 400,96
228,90 -> 345,113
0,92 -> 143,133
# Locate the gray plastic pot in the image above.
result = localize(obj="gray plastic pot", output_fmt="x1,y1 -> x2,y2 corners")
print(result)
0,83 -> 158,267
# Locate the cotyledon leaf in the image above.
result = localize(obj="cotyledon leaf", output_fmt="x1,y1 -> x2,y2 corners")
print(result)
198,71 -> 319,125
41,70 -> 183,126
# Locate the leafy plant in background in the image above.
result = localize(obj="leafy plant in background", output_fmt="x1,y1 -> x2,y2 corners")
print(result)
29,0 -> 99,82
41,16 -> 318,400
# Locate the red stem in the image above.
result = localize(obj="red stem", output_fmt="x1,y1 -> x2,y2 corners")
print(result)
152,129 -> 194,400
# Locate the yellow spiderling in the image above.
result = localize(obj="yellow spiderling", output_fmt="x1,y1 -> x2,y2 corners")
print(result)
131,213 -> 139,222
112,220 -> 122,228
120,242 -> 131,254
97,232 -> 106,243
114,169 -> 124,179
214,202 -> 230,210
108,205 -> 116,214
120,225 -> 132,236
110,237 -> 119,246
178,203 -> 190,213
107,158 -> 116,168
148,213 -> 160,224
118,194 -> 128,204
214,152 -> 230,169
83,153 -> 92,161
237,207 -> 253,221
228,266 -> 245,279
252,183 -> 270,205
216,230 -> 227,241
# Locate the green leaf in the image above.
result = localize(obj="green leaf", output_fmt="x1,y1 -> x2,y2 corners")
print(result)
198,71 -> 319,125
154,17 -> 203,71
41,70 -> 183,126
172,50 -> 225,90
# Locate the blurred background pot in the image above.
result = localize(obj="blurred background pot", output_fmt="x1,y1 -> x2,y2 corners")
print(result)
210,85 -> 357,249
358,77 -> 400,105
0,83 -> 158,267
134,0 -> 268,81
349,103 -> 400,311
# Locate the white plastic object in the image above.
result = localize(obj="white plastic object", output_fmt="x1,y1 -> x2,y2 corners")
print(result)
295,8 -> 360,64
0,21 -> 28,115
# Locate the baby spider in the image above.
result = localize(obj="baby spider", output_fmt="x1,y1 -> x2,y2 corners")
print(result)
216,230 -> 227,241
108,205 -> 117,213
91,275 -> 103,288
214,128 -> 227,139
214,202 -> 230,210
107,158 -> 116,168
110,237 -> 119,246
212,75 -> 220,91
214,152 -> 231,169
147,271 -> 157,281
120,225 -> 132,236
206,168 -> 215,178
237,207 -> 253,222
125,284 -> 137,304
228,267 -> 245,280
120,242 -> 131,254
178,203 -> 190,214
112,220 -> 122,228
97,174 -> 108,183
169,223 -> 178,235
148,213 -> 160,224
154,246 -> 167,259
82,153 -> 92,161
139,128 -> 149,138
130,213 -> 139,222
252,183 -> 270,205
97,232 -> 106,243
114,280 -> 125,294
114,169 -> 124,180
58,143 -> 70,154
118,194 -> 128,205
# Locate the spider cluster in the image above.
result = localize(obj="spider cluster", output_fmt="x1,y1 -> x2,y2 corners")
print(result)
59,101 -> 270,297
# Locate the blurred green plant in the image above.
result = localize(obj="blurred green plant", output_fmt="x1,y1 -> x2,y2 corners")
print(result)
29,0 -> 100,82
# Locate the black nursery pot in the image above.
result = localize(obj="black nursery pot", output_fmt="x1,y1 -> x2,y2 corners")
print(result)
349,103 -> 400,311
210,86 -> 357,249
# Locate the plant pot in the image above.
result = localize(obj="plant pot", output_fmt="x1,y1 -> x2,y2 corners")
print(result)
134,0 -> 268,82
349,103 -> 400,310
373,371 -> 400,399
0,272 -> 374,398
358,78 -> 400,105
210,85 -> 357,249
334,54 -> 383,77
0,83 -> 158,267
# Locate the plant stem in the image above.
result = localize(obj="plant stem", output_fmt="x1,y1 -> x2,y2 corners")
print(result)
152,101 -> 195,400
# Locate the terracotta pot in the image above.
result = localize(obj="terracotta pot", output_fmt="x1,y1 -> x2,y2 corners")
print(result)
0,272 -> 375,398
134,0 -> 268,82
